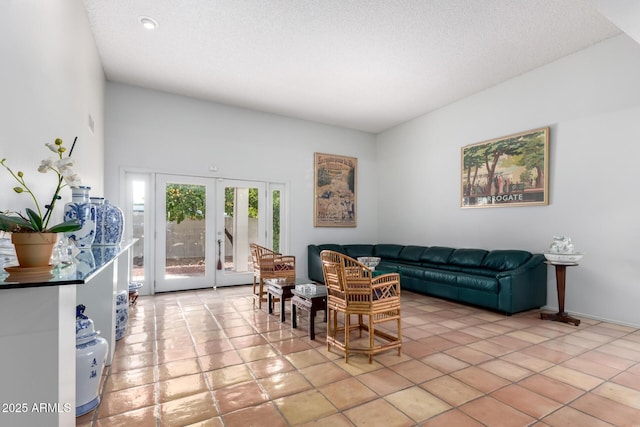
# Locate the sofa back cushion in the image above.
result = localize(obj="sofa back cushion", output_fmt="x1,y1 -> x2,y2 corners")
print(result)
420,246 -> 455,264
482,250 -> 532,271
398,245 -> 428,262
344,244 -> 374,258
373,244 -> 405,260
448,249 -> 489,267
317,244 -> 347,255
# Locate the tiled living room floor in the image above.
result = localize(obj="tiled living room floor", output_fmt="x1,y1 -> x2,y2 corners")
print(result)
77,285 -> 640,426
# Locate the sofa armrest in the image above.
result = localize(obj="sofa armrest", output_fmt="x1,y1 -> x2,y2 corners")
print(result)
497,254 -> 547,314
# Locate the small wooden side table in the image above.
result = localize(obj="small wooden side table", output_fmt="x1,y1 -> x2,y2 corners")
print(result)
291,285 -> 327,340
540,262 -> 581,326
266,278 -> 296,322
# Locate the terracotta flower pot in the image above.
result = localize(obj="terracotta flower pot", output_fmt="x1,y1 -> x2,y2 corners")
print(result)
11,232 -> 58,268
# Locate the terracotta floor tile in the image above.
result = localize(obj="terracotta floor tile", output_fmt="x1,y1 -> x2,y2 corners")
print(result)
159,391 -> 218,426
213,380 -> 269,414
443,345 -> 493,365
357,367 -> 414,396
274,389 -> 337,425
570,392 -> 640,426
109,352 -> 156,373
420,408 -> 485,427
284,348 -> 329,369
500,351 -> 555,372
157,358 -> 200,381
259,371 -> 313,399
612,369 -> 640,391
561,355 -> 622,380
319,377 -> 378,410
421,352 -> 470,373
451,366 -> 510,393
541,406 -> 616,427
385,386 -> 451,423
94,405 -> 157,427
478,359 -> 532,382
158,373 -> 208,403
491,384 -> 562,419
246,355 -> 295,378
198,350 -> 243,372
298,362 -> 350,387
298,412 -> 354,427
344,398 -> 414,427
204,364 -> 253,390
460,396 -> 535,427
390,359 -> 444,383
104,366 -> 155,392
97,383 -> 156,419
518,374 -> 584,403
421,375 -> 483,406
221,402 -> 287,427
593,382 -> 640,410
236,343 -> 278,362
541,365 -> 604,391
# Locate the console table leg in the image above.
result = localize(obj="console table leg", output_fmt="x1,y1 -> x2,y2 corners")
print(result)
540,263 -> 581,326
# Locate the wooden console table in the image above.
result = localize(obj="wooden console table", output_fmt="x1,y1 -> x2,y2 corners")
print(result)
540,262 -> 581,326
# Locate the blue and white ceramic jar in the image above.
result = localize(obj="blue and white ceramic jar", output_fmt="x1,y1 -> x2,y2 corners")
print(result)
64,186 -> 96,248
115,290 -> 129,340
76,304 -> 108,417
91,197 -> 124,246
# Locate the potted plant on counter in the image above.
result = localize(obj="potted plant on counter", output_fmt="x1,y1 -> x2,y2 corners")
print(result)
1,137 -> 81,269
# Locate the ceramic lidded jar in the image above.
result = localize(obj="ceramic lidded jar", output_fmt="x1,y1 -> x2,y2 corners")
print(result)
64,186 -> 97,248
75,304 -> 108,417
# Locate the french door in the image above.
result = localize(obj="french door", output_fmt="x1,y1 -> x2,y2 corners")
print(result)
215,179 -> 266,286
154,174 -> 268,292
155,174 -> 216,292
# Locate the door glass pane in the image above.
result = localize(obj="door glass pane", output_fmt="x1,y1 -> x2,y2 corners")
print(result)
165,183 -> 206,278
224,186 -> 259,272
131,180 -> 146,281
272,189 -> 280,253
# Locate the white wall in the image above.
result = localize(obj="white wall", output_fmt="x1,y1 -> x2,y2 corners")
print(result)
377,34 -> 640,326
104,83 -> 378,273
0,0 -> 105,225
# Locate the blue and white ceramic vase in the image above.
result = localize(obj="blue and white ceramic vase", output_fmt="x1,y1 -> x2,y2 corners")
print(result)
64,186 -> 96,248
76,304 -> 108,417
91,197 -> 124,246
115,290 -> 129,340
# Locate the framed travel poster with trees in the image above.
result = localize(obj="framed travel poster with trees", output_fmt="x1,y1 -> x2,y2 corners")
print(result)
461,127 -> 549,208
314,152 -> 357,227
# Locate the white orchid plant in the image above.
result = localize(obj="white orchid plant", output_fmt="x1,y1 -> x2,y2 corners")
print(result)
0,137 -> 82,233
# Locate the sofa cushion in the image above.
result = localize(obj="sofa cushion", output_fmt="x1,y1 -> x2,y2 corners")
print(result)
456,273 -> 499,293
420,246 -> 455,264
449,249 -> 489,267
482,250 -> 532,271
374,244 -> 404,260
344,244 -> 374,258
317,244 -> 347,254
398,245 -> 427,262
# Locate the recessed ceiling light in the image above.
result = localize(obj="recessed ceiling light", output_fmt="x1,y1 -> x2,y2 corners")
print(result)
138,16 -> 158,30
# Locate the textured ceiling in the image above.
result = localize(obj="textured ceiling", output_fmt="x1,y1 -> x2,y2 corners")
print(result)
82,0 -> 621,133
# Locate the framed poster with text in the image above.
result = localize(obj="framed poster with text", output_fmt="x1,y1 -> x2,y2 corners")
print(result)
314,152 -> 357,227
461,127 -> 549,208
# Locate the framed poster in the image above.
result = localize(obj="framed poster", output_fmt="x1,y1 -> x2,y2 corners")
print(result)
314,152 -> 357,227
461,127 -> 549,208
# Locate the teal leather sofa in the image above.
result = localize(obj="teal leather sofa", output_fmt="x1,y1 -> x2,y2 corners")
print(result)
308,244 -> 547,315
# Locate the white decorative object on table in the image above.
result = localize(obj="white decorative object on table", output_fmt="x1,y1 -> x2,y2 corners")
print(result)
358,256 -> 381,270
544,236 -> 584,264
76,304 -> 108,417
